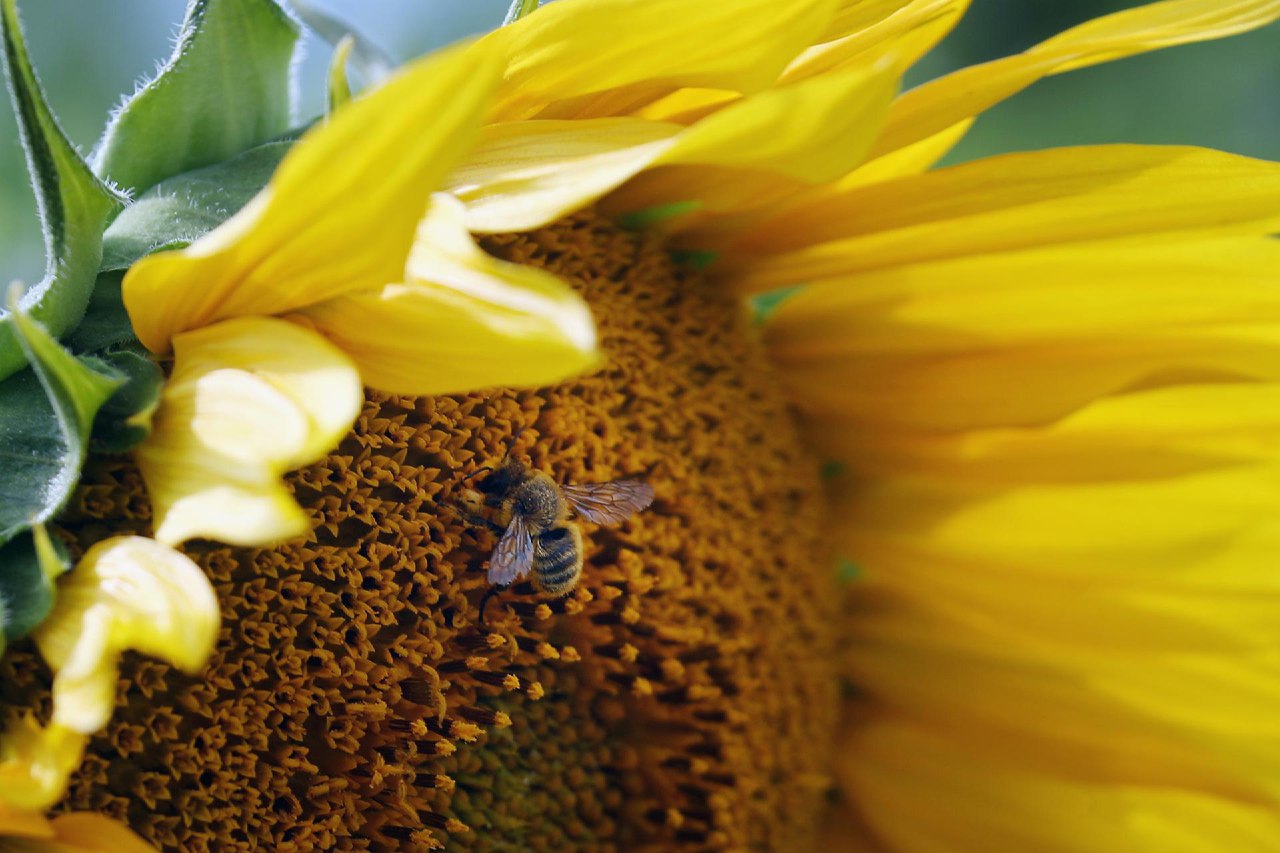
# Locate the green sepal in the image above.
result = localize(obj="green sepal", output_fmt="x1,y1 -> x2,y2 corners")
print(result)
92,0 -> 300,195
0,0 -> 127,383
617,200 -> 702,231
750,285 -> 801,325
327,34 -> 355,115
0,524 -> 68,645
100,139 -> 292,272
0,296 -> 123,545
11,297 -> 123,442
504,0 -> 541,25
90,349 -> 164,454
836,558 -> 861,586
290,0 -> 392,89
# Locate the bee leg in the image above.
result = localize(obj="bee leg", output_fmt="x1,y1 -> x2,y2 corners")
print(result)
468,513 -> 506,535
478,584 -> 510,628
438,501 -> 505,535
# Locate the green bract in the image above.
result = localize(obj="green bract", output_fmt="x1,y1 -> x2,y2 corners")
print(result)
0,526 -> 65,648
0,307 -> 120,645
0,0 -> 125,382
0,0 -> 309,644
98,140 -> 293,273
92,0 -> 299,195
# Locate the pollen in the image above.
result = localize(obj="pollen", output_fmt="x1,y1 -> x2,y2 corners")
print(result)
1,211 -> 838,851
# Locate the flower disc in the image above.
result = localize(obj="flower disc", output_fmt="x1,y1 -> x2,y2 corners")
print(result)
3,212 -> 837,851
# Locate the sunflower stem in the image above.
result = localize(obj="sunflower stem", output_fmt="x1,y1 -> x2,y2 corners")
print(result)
503,0 -> 539,25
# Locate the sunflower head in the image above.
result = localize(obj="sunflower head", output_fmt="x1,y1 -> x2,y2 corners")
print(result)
0,209 -> 839,851
1,0 -> 1279,850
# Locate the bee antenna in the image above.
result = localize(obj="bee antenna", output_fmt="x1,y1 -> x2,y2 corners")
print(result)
506,424 -> 534,456
477,584 -> 507,627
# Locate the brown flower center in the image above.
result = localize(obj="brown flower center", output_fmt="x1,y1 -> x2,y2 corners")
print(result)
3,211 -> 838,851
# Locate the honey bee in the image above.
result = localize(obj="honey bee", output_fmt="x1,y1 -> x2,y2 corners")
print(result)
468,457 -> 654,624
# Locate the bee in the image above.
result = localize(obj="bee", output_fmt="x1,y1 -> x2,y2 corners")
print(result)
468,457 -> 654,625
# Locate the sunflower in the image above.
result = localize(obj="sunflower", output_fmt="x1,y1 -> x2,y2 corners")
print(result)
2,0 -> 1279,850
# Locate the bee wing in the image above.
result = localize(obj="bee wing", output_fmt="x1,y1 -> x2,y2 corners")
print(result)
562,481 -> 655,525
488,512 -> 534,586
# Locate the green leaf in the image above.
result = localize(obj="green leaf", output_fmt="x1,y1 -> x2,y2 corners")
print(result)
90,349 -> 165,454
0,525 -> 68,644
0,0 -> 126,382
92,0 -> 300,195
100,139 -> 292,272
0,301 -> 123,544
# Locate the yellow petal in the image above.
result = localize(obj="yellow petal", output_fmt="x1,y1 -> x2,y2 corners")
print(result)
304,194 -> 600,395
0,722 -> 85,813
783,0 -> 969,83
0,813 -> 158,852
764,237 -> 1280,431
123,40 -> 504,354
456,60 -> 897,233
834,448 -> 1280,843
837,464 -> 1280,589
632,88 -> 741,126
841,721 -> 1280,853
808,383 -> 1280,483
821,0 -> 938,41
447,118 -> 680,233
136,317 -> 361,546
636,0 -> 959,125
767,238 -> 1280,357
486,0 -> 840,120
780,328 -> 1280,433
600,62 -> 899,219
39,814 -> 156,852
0,804 -> 54,840
866,0 -> 1280,162
656,60 -> 898,183
719,146 -> 1280,293
848,632 -> 1280,801
670,117 -> 973,246
32,536 -> 218,734
834,117 -> 972,189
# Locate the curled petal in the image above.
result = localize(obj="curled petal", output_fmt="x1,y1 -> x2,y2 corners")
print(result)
0,721 -> 85,813
447,118 -> 680,233
135,317 -> 362,546
32,537 -> 219,735
122,39 -> 505,354
304,194 -> 600,395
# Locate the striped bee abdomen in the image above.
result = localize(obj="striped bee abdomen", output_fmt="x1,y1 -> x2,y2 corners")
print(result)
534,525 -> 583,596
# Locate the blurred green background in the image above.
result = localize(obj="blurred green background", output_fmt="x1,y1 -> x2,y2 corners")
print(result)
2,1 -> 1277,284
